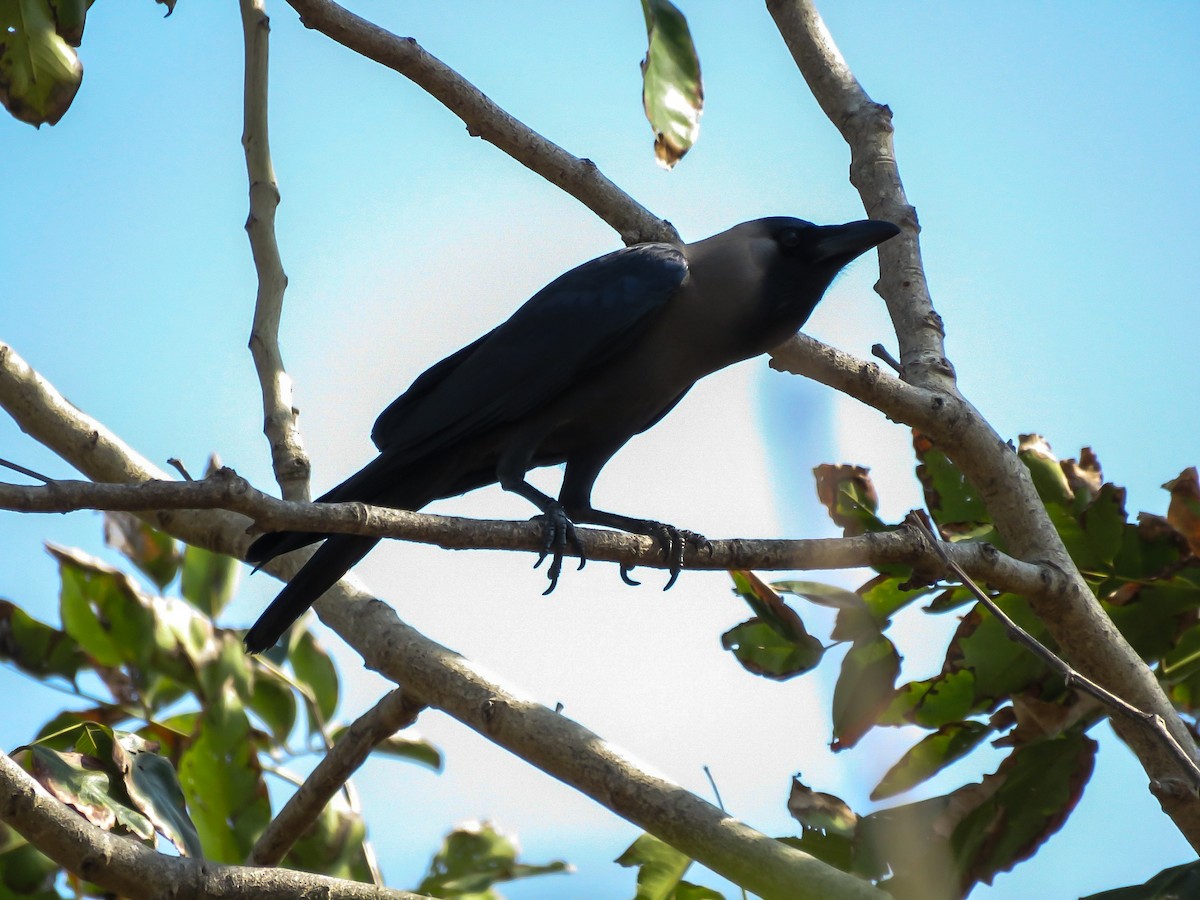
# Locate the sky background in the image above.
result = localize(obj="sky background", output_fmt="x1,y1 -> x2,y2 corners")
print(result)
2,2 -> 1199,897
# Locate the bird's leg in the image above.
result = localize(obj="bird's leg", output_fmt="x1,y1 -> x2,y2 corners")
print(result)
567,506 -> 710,590
498,469 -> 585,593
559,454 -> 708,589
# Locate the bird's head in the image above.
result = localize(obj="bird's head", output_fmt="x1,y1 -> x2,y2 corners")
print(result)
745,215 -> 899,274
739,215 -> 899,319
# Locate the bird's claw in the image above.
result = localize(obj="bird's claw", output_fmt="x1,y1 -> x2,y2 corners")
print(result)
641,524 -> 708,591
619,564 -> 641,586
532,508 -> 585,594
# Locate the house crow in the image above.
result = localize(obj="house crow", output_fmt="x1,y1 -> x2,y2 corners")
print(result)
244,216 -> 899,652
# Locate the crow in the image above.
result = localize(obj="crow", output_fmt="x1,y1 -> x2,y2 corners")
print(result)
243,216 -> 899,652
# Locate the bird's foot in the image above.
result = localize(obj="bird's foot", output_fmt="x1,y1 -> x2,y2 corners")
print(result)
532,506 -> 585,594
620,523 -> 710,590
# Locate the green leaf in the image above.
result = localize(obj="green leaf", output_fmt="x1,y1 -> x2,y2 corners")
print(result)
362,732 -> 442,772
913,432 -> 990,532
21,745 -> 154,842
1082,860 -> 1200,900
1017,434 -> 1073,508
180,543 -> 239,618
246,668 -> 298,744
283,792 -> 373,883
725,571 -> 825,679
0,598 -> 85,681
417,822 -> 570,898
114,731 -> 204,858
952,732 -> 1096,889
871,721 -> 992,800
103,512 -> 181,591
1105,578 -> 1200,662
47,0 -> 90,46
615,833 -> 693,900
721,619 -> 824,680
777,833 -> 859,879
878,669 -> 977,728
785,776 -> 857,837
813,464 -> 885,536
0,823 -> 61,899
290,630 -> 339,726
858,573 -> 936,624
0,0 -> 83,126
947,593 -> 1053,709
640,0 -> 702,168
1165,467 -> 1200,556
1080,483 -> 1128,568
51,544 -> 156,670
177,689 -> 269,863
831,636 -> 900,749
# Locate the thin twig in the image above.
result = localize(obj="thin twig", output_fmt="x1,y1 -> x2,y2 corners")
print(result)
869,343 -> 902,375
0,456 -> 52,483
241,0 -> 311,503
908,513 -> 1200,793
166,458 -> 193,481
0,472 -> 1055,596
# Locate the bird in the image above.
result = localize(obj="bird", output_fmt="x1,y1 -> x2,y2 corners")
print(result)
243,216 -> 900,653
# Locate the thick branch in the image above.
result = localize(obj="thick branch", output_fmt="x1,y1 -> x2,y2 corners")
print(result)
241,0 -> 311,502
768,0 -> 1200,847
0,749 -> 422,900
282,0 -> 676,246
0,473 -> 1054,597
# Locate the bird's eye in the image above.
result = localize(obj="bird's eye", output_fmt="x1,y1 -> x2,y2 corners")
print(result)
778,228 -> 802,249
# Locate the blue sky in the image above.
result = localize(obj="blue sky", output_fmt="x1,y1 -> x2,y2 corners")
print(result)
2,2 -> 1198,897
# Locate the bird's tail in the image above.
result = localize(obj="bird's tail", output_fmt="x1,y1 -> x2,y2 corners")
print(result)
243,533 -> 379,653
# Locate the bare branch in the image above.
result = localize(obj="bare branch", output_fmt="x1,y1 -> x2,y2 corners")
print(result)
249,690 -> 425,867
282,0 -> 677,247
241,0 -> 311,502
910,514 -> 1200,795
0,472 -> 1055,597
767,0 -> 1200,846
0,749 -> 424,900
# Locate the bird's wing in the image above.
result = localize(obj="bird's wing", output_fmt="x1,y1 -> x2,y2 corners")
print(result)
370,242 -> 688,455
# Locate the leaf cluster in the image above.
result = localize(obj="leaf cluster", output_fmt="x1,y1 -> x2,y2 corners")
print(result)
723,434 -> 1200,899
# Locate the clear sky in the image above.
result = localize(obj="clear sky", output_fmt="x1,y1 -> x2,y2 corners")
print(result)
2,2 -> 1198,897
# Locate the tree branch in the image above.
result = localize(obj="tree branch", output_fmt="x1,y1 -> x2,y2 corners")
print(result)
0,345 -> 882,899
767,0 -> 1200,847
0,749 -> 423,900
249,690 -> 426,867
0,472 -> 1056,597
241,0 -> 311,502
281,0 -> 677,247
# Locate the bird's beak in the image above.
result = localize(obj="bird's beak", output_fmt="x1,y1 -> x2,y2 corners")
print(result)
812,219 -> 900,264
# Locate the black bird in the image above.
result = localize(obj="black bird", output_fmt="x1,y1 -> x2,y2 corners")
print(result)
244,216 -> 899,652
